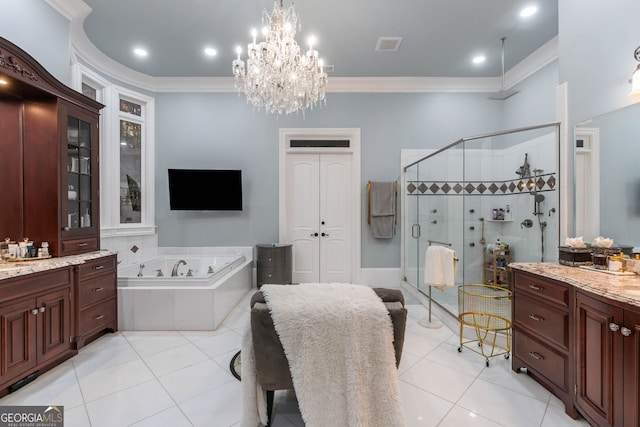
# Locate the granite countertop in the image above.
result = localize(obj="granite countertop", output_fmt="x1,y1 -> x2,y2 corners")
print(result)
0,250 -> 118,281
510,262 -> 640,309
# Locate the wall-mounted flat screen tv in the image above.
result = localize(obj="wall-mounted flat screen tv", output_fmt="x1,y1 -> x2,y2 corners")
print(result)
168,169 -> 243,211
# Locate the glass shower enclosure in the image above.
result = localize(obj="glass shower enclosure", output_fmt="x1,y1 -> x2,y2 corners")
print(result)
403,122 -> 561,318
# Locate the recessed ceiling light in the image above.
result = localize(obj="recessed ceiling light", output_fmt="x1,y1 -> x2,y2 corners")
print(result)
0,79 -> 7,85
472,55 -> 486,65
204,47 -> 217,57
133,47 -> 148,57
520,5 -> 538,18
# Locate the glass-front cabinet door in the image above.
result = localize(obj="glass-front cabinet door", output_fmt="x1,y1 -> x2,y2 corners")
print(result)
66,116 -> 92,229
60,101 -> 100,254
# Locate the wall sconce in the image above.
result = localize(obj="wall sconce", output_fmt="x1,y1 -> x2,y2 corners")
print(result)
631,46 -> 640,96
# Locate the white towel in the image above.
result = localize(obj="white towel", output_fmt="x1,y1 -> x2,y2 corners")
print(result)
424,245 -> 458,291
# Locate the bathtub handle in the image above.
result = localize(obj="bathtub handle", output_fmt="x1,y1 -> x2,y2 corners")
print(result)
93,287 -> 104,292
94,314 -> 105,320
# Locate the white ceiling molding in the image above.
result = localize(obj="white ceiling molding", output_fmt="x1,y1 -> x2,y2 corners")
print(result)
325,76 -> 499,93
61,0 -> 559,94
44,0 -> 90,21
503,36 -> 559,89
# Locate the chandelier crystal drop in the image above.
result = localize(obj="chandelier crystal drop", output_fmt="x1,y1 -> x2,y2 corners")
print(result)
232,1 -> 328,115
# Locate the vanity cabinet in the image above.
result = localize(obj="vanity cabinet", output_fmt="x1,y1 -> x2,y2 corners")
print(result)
0,267 -> 74,394
575,291 -> 640,427
0,36 -> 103,255
511,270 -> 576,417
73,254 -> 118,349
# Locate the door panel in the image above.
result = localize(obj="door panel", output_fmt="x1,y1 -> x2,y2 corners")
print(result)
320,154 -> 351,282
286,154 -> 320,283
0,298 -> 37,382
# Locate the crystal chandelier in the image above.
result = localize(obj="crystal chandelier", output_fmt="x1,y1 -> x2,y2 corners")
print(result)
232,1 -> 328,115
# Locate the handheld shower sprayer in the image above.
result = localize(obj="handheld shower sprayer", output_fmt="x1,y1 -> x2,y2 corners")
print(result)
533,193 -> 545,215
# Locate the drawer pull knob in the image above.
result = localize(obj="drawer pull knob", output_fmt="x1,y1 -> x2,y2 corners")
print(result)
77,242 -> 89,247
94,265 -> 105,270
528,314 -> 544,322
94,314 -> 105,320
529,351 -> 544,361
621,327 -> 632,337
529,284 -> 543,291
609,323 -> 620,332
93,287 -> 104,292
39,306 -> 45,313
31,309 -> 39,315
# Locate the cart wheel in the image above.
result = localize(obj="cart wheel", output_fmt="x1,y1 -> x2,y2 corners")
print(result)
485,359 -> 490,367
504,354 -> 510,360
457,347 -> 462,353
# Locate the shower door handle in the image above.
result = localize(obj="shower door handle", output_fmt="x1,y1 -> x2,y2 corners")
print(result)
411,224 -> 421,238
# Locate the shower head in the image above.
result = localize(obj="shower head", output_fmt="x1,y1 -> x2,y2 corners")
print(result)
535,194 -> 545,203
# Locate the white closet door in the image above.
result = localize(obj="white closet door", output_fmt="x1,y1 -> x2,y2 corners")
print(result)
319,153 -> 352,283
285,153 -> 352,283
286,153 -> 321,283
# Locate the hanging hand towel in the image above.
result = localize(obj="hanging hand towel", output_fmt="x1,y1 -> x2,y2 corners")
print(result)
370,181 -> 395,238
424,245 -> 458,291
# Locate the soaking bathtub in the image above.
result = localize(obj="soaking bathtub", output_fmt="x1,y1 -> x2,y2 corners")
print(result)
117,251 -> 252,330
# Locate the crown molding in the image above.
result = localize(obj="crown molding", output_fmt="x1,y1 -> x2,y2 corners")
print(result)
44,0 -> 90,21
61,0 -> 559,94
504,36 -> 559,89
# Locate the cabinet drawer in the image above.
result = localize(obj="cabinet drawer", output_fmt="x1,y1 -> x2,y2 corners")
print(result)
515,332 -> 568,391
78,256 -> 116,280
78,272 -> 116,308
257,267 -> 292,285
257,246 -> 291,267
514,294 -> 569,351
79,297 -> 116,335
515,272 -> 569,308
61,237 -> 99,255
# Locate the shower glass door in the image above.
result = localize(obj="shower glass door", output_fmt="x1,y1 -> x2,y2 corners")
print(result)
403,165 -> 420,287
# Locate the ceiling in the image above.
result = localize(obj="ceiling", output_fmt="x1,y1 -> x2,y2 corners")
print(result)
79,0 -> 558,80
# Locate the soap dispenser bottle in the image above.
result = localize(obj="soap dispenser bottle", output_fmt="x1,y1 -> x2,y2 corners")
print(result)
505,205 -> 512,221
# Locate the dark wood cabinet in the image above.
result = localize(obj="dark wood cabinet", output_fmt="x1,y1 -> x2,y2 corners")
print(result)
256,244 -> 292,287
575,291 -> 640,427
0,36 -> 103,255
0,268 -> 74,394
73,255 -> 118,349
512,270 -> 576,417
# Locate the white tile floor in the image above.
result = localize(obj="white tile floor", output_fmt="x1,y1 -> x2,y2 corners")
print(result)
0,291 -> 593,427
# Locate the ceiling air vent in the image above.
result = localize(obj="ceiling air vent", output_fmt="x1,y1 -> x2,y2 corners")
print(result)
323,64 -> 335,73
375,37 -> 403,51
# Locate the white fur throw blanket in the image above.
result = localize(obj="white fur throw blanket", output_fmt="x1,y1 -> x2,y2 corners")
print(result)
242,283 -> 405,427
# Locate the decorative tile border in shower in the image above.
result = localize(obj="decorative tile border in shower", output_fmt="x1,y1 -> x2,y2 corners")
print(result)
406,173 -> 556,195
